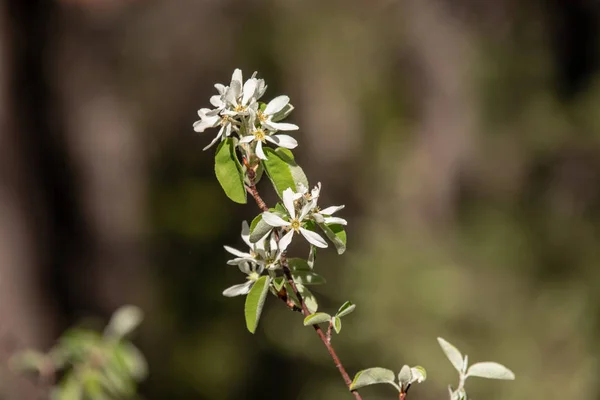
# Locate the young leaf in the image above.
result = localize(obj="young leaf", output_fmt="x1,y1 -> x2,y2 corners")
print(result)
332,316 -> 342,334
105,305 -> 143,338
274,148 -> 309,189
262,147 -> 297,199
410,366 -> 427,383
287,258 -> 311,271
437,337 -> 464,373
303,312 -> 332,326
297,284 -> 318,313
249,214 -> 272,243
291,270 -> 326,285
350,367 -> 400,391
317,222 -> 346,255
336,301 -> 356,318
466,362 -> 515,380
244,276 -> 271,333
272,277 -> 285,292
397,365 -> 412,387
214,138 -> 247,204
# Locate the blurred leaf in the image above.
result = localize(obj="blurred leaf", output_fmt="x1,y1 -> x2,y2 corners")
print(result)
437,337 -> 464,373
274,148 -> 309,189
287,258 -> 311,271
398,365 -> 412,386
317,222 -> 346,255
105,305 -> 143,339
303,312 -> 331,326
9,350 -> 47,373
332,316 -> 342,334
466,362 -> 515,380
291,270 -> 326,285
262,147 -> 298,199
336,301 -> 356,318
350,367 -> 399,391
52,373 -> 82,400
82,369 -> 103,399
245,276 -> 271,333
249,214 -> 272,243
215,138 -> 247,204
113,342 -> 148,381
59,329 -> 102,361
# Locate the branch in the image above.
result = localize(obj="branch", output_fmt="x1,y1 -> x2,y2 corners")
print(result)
245,177 -> 362,400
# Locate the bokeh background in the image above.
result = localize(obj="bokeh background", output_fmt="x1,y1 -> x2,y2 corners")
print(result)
2,0 -> 600,399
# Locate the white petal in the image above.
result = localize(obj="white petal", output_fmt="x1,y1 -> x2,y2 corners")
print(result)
319,205 -> 345,215
226,257 -> 253,265
239,135 -> 254,144
299,228 -> 328,248
265,134 -> 298,149
214,83 -> 227,94
278,230 -> 295,251
255,141 -> 267,160
323,216 -> 347,225
299,202 -> 313,220
262,212 -> 290,227
282,188 -> 296,219
202,132 -> 222,151
226,81 -> 241,105
264,95 -> 290,115
238,261 -> 252,274
231,69 -> 243,87
242,78 -> 257,106
210,95 -> 224,108
311,182 -> 322,199
224,245 -> 251,258
241,221 -> 251,247
264,121 -> 299,131
222,281 -> 253,297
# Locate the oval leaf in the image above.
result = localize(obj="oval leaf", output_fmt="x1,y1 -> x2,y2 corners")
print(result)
398,365 -> 412,386
274,148 -> 309,189
245,276 -> 271,333
336,301 -> 356,318
437,337 -> 464,373
288,258 -> 311,271
350,367 -> 400,391
292,271 -> 326,285
317,222 -> 346,255
410,366 -> 427,383
272,277 -> 286,292
215,138 -> 247,204
303,312 -> 332,326
249,214 -> 273,243
332,316 -> 342,334
297,284 -> 318,313
467,362 -> 515,380
262,147 -> 298,199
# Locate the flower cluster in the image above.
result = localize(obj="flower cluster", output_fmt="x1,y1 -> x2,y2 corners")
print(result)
193,69 -> 299,159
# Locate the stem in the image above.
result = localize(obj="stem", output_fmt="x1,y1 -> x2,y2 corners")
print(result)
245,178 -> 362,399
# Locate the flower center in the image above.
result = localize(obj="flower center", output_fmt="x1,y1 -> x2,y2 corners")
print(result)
290,219 -> 301,232
235,104 -> 247,113
253,129 -> 266,142
248,272 -> 259,281
257,110 -> 268,123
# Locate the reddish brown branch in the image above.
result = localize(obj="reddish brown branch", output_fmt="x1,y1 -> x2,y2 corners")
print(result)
245,179 -> 362,399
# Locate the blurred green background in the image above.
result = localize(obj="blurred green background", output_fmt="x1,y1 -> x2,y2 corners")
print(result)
2,0 -> 600,399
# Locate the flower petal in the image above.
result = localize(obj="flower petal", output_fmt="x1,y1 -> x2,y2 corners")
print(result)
323,216 -> 347,225
202,131 -> 222,151
264,121 -> 299,131
262,212 -> 290,227
242,78 -> 257,106
299,228 -> 328,248
256,140 -> 267,160
265,134 -> 298,149
264,95 -> 290,115
239,135 -> 254,144
224,245 -> 251,258
222,281 -> 253,297
319,205 -> 345,215
282,188 -> 296,219
241,221 -> 251,247
278,230 -> 295,252
231,69 -> 243,88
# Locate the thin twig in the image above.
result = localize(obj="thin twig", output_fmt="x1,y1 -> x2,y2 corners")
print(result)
245,177 -> 362,399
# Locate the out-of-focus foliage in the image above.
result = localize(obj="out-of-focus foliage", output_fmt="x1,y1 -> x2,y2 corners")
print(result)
10,306 -> 147,400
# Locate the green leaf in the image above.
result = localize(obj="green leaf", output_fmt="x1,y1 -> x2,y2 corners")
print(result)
410,366 -> 427,383
9,350 -> 47,373
273,277 -> 286,292
336,301 -> 356,318
113,342 -> 148,380
437,337 -> 464,373
303,312 -> 331,326
249,214 -> 273,243
245,276 -> 271,333
274,148 -> 309,189
52,373 -> 82,400
214,138 -> 247,204
105,305 -> 143,338
291,270 -> 326,285
262,147 -> 298,198
466,362 -> 515,380
317,223 -> 346,255
350,367 -> 400,392
287,258 -> 311,271
297,284 -> 318,313
332,316 -> 342,334
82,369 -> 103,398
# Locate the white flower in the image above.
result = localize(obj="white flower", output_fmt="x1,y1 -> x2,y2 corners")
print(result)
304,182 -> 347,226
222,69 -> 262,117
193,108 -> 234,150
222,261 -> 265,297
256,95 -> 299,132
262,188 -> 328,251
224,221 -> 282,270
238,109 -> 298,160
